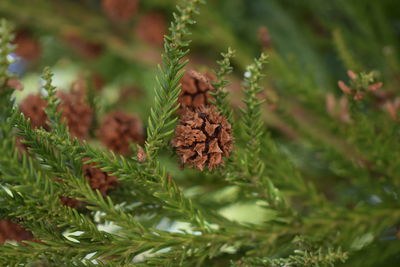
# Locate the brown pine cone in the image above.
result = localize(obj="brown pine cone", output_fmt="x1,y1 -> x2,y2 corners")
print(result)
0,219 -> 33,244
135,13 -> 167,46
59,159 -> 118,207
19,94 -> 49,129
178,70 -> 215,111
172,106 -> 233,170
57,89 -> 93,140
102,0 -> 139,21
83,159 -> 119,195
13,30 -> 41,61
98,111 -> 144,156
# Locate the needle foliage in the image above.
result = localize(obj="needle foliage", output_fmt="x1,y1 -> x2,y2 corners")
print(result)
1,0 -> 400,266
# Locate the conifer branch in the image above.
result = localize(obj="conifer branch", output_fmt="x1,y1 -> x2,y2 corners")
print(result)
2,1 -> 399,265
0,138 -> 110,239
231,53 -> 288,211
15,117 -> 147,233
0,19 -> 14,86
232,247 -> 348,267
12,70 -> 148,243
145,0 -> 204,160
41,67 -> 70,139
16,107 -> 214,235
0,19 -> 15,140
210,47 -> 235,121
46,128 -> 214,232
241,53 -> 268,157
13,111 -> 292,263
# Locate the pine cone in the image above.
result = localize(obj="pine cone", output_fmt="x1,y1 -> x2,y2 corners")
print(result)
59,159 -> 118,207
173,106 -> 233,170
13,30 -> 41,61
0,219 -> 33,244
98,111 -> 144,156
102,0 -> 139,21
135,13 -> 167,46
83,159 -> 118,195
57,89 -> 93,140
20,89 -> 92,140
19,94 -> 49,129
178,70 -> 215,111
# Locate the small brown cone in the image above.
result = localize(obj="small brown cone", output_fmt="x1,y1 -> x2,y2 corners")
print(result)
57,89 -> 93,140
60,158 -> 118,207
137,147 -> 147,163
19,88 -> 93,142
60,196 -> 82,208
173,106 -> 233,170
98,111 -> 144,156
19,94 -> 49,129
338,81 -> 353,95
83,159 -> 118,195
178,70 -> 215,112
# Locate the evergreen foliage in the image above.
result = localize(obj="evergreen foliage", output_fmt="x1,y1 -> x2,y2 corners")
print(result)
1,0 -> 400,266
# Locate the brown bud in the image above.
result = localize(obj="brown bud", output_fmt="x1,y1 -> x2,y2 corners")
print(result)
368,82 -> 383,92
347,70 -> 357,80
0,219 -> 33,244
338,96 -> 351,123
338,81 -> 353,95
102,0 -> 139,21
325,93 -> 336,117
385,101 -> 398,120
137,147 -> 147,163
173,106 -> 233,170
98,111 -> 144,156
325,93 -> 351,123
